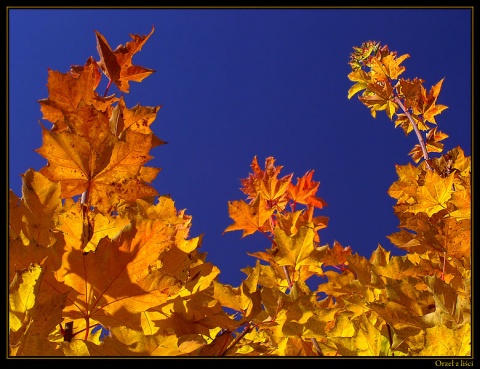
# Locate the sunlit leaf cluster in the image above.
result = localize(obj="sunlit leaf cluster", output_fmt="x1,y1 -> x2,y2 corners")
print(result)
8,31 -> 470,357
348,41 -> 449,164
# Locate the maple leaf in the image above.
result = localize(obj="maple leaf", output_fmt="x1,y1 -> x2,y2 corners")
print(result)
370,52 -> 410,81
347,69 -> 372,99
10,169 -> 62,249
56,199 -> 132,253
358,81 -> 397,119
409,127 -> 448,163
287,170 -> 327,210
394,113 -> 430,136
397,78 -> 425,111
240,156 -> 293,211
9,264 -> 44,333
103,326 -> 174,356
55,217 -> 187,333
273,225 -> 323,272
213,281 -> 262,321
275,336 -> 321,356
37,126 -> 160,213
388,163 -> 424,205
8,263 -> 69,356
96,26 -> 155,93
109,96 -> 164,141
330,315 -> 392,356
449,187 -> 471,220
223,197 -> 275,237
411,78 -> 448,125
406,170 -> 455,217
39,57 -> 118,132
419,324 -> 470,356
316,240 -> 352,268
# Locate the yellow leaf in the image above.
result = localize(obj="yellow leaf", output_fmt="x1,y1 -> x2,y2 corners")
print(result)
450,188 -> 471,220
420,324 -> 471,356
223,197 -> 275,237
370,53 -> 409,80
347,69 -> 371,99
177,334 -> 206,354
273,224 -> 321,270
327,314 -> 355,338
83,212 -> 132,252
61,339 -> 91,356
213,281 -> 261,319
9,264 -> 43,332
407,171 -> 454,216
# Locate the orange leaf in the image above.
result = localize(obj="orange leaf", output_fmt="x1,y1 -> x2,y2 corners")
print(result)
412,78 -> 448,124
38,57 -> 117,132
370,53 -> 409,81
287,170 -> 327,209
37,125 -> 160,213
223,197 -> 275,237
240,156 -> 293,211
96,26 -> 155,93
317,240 -> 352,267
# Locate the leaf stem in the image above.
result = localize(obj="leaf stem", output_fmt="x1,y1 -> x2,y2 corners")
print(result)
283,266 -> 292,287
103,80 -> 112,98
311,338 -> 324,356
80,190 -> 88,205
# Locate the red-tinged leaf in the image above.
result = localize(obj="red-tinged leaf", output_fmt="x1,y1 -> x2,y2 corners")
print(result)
397,78 -> 425,112
240,156 -> 293,211
287,170 -> 327,210
412,78 -> 448,124
96,26 -> 155,93
316,240 -> 352,267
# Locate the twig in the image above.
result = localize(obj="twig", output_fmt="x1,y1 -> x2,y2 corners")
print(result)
393,96 -> 432,171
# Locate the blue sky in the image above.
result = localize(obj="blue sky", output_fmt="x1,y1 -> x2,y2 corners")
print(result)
8,7 -> 472,287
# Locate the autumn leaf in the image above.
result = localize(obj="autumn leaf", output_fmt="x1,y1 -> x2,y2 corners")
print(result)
370,53 -> 409,81
358,81 -> 397,119
287,170 -> 327,210
419,324 -> 471,356
273,225 -> 323,271
109,96 -> 164,141
397,78 -> 424,111
96,26 -> 155,93
9,264 -> 44,333
213,281 -> 262,321
11,169 -> 62,248
316,240 -> 352,268
330,315 -> 392,356
223,197 -> 275,237
240,156 -> 293,211
449,187 -> 471,220
406,170 -> 454,216
39,57 -> 117,133
56,200 -> 131,253
388,163 -> 424,205
37,125 -> 161,213
347,69 -> 372,99
412,78 -> 448,125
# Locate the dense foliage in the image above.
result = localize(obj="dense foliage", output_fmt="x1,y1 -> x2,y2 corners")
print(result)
8,29 -> 471,357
